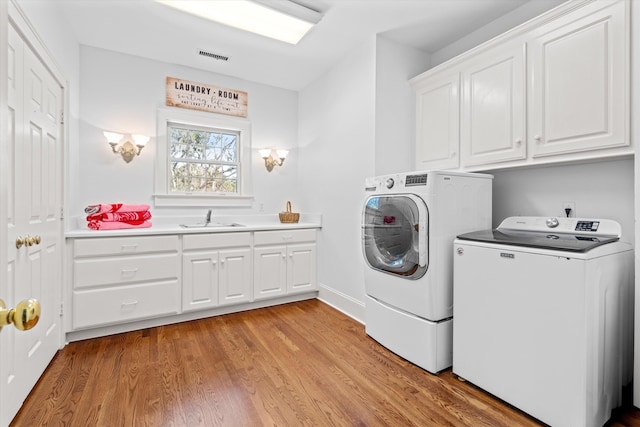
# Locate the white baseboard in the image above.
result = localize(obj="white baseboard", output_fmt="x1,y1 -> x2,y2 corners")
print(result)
317,282 -> 365,324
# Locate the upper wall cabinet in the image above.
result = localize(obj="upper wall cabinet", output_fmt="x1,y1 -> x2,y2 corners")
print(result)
528,0 -> 628,157
411,0 -> 630,172
460,42 -> 526,167
413,73 -> 460,170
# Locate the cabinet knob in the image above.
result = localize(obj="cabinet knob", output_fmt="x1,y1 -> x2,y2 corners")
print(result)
451,151 -> 457,157
515,139 -> 522,145
534,135 -> 542,143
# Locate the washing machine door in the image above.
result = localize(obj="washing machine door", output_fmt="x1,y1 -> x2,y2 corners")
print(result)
362,194 -> 428,279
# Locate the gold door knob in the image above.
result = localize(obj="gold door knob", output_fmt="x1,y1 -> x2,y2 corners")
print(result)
0,298 -> 41,331
16,237 -> 25,249
32,235 -> 41,245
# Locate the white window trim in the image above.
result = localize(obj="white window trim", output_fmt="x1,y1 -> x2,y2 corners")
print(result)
154,107 -> 253,207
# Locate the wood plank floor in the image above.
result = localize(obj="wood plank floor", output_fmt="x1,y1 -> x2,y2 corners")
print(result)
11,299 -> 640,426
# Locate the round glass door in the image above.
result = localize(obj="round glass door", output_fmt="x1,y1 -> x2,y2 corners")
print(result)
362,194 -> 428,279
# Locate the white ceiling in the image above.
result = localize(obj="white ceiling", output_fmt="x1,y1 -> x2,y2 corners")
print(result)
50,0 -> 543,91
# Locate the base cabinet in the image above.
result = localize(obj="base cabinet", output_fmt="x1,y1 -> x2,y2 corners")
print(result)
254,230 -> 317,301
182,232 -> 252,311
71,235 -> 180,329
68,228 -> 317,335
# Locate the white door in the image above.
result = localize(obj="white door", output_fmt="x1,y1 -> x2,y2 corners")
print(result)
253,246 -> 287,300
286,243 -> 316,294
218,248 -> 251,306
528,0 -> 628,157
414,72 -> 460,170
182,251 -> 219,311
1,16 -> 64,425
460,43 -> 526,167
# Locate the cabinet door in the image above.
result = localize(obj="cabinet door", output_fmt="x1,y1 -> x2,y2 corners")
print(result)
287,243 -> 317,294
461,44 -> 526,167
253,246 -> 287,300
182,251 -> 219,311
414,72 -> 460,170
218,248 -> 252,306
528,0 -> 628,157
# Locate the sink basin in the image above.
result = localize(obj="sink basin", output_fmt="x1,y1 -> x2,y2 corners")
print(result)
180,222 -> 245,228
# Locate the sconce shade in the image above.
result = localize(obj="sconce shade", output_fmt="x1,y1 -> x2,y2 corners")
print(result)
132,134 -> 150,147
259,149 -> 272,159
103,131 -> 123,144
276,149 -> 289,159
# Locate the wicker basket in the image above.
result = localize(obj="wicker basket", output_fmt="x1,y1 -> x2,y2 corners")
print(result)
279,201 -> 300,223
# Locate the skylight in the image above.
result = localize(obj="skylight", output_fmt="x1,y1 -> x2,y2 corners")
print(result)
155,0 -> 322,45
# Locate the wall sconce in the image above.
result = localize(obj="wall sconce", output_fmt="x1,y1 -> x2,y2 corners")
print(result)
104,131 -> 149,163
259,148 -> 289,172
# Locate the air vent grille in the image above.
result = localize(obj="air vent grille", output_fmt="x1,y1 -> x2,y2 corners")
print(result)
198,50 -> 229,62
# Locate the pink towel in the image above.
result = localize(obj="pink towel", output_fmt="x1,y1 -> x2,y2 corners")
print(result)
87,220 -> 152,230
86,211 -> 152,222
84,204 -> 151,215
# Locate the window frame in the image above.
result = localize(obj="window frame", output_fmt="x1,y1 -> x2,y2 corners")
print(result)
154,107 -> 253,207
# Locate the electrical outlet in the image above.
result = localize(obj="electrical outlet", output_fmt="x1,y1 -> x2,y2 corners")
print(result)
562,201 -> 576,218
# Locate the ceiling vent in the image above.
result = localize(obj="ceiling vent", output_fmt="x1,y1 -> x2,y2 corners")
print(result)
198,50 -> 230,62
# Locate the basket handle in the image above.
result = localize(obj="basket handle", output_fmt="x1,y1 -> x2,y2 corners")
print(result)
286,201 -> 292,213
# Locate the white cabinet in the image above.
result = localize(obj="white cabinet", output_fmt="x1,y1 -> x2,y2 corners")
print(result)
413,72 -> 460,170
411,0 -> 630,171
254,229 -> 317,300
182,232 -> 252,311
460,43 -> 526,166
528,0 -> 628,157
72,235 -> 180,329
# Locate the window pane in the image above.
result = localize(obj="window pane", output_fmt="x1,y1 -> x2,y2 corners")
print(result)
168,124 -> 240,194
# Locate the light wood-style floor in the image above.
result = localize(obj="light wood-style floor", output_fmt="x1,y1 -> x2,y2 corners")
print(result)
11,299 -> 640,426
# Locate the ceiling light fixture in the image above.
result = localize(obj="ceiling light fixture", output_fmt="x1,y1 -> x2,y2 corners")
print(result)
156,0 -> 322,45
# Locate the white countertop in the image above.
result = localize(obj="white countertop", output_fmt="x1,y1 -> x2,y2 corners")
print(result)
66,213 -> 322,238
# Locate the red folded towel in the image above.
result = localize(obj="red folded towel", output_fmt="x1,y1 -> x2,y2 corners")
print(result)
86,211 -> 152,222
84,203 -> 151,215
87,220 -> 152,230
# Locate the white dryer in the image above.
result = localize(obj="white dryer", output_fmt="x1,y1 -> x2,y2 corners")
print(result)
453,217 -> 634,427
362,171 -> 492,373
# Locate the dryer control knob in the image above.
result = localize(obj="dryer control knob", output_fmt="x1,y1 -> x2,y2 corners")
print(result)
546,217 -> 559,228
386,178 -> 395,189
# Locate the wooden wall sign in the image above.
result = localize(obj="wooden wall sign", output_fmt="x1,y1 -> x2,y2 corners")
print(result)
166,77 -> 248,117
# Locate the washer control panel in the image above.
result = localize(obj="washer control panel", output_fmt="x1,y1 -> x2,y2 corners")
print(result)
499,216 -> 620,238
575,221 -> 600,232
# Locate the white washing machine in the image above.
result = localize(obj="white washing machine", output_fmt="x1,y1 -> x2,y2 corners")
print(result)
453,216 -> 634,427
362,171 -> 493,373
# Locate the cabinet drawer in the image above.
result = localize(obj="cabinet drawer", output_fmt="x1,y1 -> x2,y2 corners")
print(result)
74,235 -> 179,257
72,280 -> 180,329
183,232 -> 252,251
254,229 -> 316,246
74,253 -> 179,289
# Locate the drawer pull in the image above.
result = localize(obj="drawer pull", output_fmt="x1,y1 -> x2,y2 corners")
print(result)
120,245 -> 138,253
282,235 -> 293,241
121,268 -> 138,277
120,300 -> 138,311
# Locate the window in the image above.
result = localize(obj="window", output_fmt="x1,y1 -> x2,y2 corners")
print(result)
155,108 -> 253,207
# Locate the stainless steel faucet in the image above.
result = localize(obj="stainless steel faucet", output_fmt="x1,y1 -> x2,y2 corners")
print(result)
205,209 -> 212,225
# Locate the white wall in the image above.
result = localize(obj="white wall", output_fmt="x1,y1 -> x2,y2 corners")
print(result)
298,38 -> 377,319
487,159 -> 635,243
77,46 -> 301,220
430,0 -> 565,67
374,36 -> 430,175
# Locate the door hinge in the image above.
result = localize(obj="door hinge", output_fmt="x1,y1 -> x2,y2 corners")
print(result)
60,111 -> 64,125
59,303 -> 64,317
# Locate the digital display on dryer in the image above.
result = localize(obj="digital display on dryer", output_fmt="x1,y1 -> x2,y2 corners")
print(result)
575,221 -> 600,232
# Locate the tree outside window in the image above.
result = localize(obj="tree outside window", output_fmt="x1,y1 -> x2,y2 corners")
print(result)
169,125 -> 240,194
